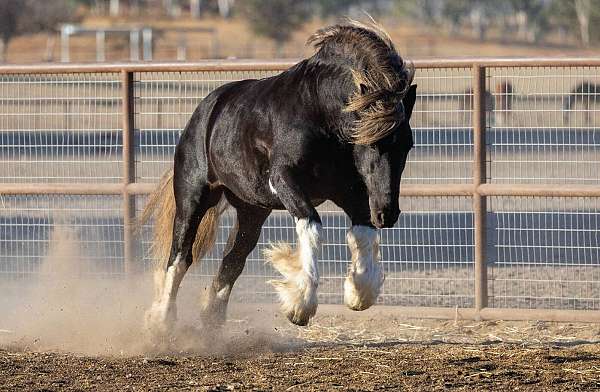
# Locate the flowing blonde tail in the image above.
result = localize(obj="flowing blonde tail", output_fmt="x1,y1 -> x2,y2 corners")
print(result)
138,169 -> 227,271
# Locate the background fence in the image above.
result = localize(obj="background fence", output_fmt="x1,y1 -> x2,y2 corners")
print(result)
0,59 -> 599,322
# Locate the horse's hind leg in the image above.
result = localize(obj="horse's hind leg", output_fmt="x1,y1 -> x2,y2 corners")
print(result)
200,201 -> 269,327
146,176 -> 221,336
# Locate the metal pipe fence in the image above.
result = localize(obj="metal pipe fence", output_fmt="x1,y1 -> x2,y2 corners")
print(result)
1,58 -> 600,322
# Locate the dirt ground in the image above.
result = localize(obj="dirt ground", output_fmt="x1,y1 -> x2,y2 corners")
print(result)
3,342 -> 600,391
3,306 -> 600,391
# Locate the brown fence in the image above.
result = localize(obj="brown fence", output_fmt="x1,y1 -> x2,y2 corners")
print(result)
1,58 -> 600,322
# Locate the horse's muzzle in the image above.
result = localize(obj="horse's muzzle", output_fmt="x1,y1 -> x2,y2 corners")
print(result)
371,209 -> 400,229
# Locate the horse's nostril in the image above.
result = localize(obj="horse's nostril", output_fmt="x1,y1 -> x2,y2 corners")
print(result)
377,211 -> 385,225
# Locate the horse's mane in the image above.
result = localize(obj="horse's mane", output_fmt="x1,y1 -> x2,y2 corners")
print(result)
307,20 -> 415,145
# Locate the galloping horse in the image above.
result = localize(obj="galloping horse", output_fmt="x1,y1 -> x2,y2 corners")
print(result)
142,21 -> 417,334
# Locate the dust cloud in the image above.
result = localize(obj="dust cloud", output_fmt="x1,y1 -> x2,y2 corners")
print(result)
0,225 -> 297,356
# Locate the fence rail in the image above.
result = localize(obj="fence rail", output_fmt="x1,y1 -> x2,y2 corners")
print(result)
1,58 -> 600,322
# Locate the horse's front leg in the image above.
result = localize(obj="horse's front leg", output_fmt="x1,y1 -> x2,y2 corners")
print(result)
335,192 -> 385,311
345,225 -> 383,310
266,166 -> 322,326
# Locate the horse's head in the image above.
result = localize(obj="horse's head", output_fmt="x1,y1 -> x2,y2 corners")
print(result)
308,20 -> 417,228
353,84 -> 417,228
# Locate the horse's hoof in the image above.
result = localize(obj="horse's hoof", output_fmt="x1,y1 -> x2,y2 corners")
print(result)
285,309 -> 312,326
199,312 -> 227,330
344,284 -> 375,311
344,278 -> 376,311
144,302 -> 177,338
270,279 -> 318,326
343,265 -> 384,311
199,295 -> 228,330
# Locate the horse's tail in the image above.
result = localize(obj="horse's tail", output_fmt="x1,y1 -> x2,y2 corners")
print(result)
139,169 -> 226,271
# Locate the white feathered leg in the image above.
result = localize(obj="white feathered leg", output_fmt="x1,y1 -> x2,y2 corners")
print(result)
344,225 -> 384,311
265,218 -> 321,326
145,254 -> 186,335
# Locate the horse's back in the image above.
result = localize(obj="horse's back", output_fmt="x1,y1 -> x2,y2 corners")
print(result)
175,79 -> 260,179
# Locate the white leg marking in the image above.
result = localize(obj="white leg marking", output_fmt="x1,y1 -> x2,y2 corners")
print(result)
268,179 -> 278,195
199,283 -> 230,321
145,254 -> 187,334
296,218 -> 320,285
216,285 -> 230,301
199,283 -> 231,325
344,225 -> 384,311
265,218 -> 321,325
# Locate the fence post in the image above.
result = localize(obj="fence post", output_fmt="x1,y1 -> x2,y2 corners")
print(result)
472,64 -> 488,315
122,70 -> 136,275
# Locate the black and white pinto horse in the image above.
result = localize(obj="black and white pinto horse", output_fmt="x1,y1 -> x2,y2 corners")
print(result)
142,21 -> 417,334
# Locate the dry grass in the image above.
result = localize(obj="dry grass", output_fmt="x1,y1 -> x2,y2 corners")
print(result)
3,14 -> 600,63
283,310 -> 600,346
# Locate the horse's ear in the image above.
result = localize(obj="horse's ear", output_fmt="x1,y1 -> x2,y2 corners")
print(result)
403,84 -> 417,119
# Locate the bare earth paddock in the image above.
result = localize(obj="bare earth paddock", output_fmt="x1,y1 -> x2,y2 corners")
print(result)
3,308 -> 600,391
1,270 -> 600,391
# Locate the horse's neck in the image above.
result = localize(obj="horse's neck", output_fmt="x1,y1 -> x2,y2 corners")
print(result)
303,57 -> 355,140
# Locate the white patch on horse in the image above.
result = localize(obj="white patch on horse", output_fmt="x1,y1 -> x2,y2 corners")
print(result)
216,285 -> 230,300
268,179 -> 278,195
145,253 -> 186,334
265,218 -> 321,325
344,225 -> 384,311
296,218 -> 320,283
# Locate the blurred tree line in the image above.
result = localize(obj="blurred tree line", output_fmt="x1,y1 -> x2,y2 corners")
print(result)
89,0 -> 600,49
0,0 -> 598,63
396,0 -> 600,47
0,0 -> 81,62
